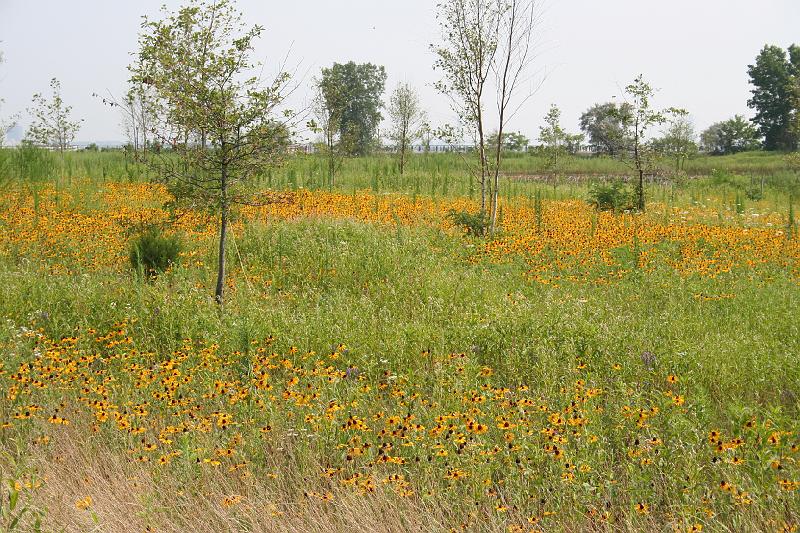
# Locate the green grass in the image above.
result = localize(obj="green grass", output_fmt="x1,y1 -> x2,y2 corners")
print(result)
0,152 -> 799,531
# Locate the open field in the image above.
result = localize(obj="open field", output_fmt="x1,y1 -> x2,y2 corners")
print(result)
2,149 -> 799,196
0,153 -> 799,532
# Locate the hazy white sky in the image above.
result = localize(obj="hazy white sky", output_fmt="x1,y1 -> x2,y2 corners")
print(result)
1,0 -> 798,143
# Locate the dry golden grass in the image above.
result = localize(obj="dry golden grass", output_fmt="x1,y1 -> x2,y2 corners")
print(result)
9,423 -> 456,533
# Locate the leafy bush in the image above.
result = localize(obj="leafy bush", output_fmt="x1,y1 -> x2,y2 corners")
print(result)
129,227 -> 182,277
448,209 -> 489,236
587,181 -> 635,212
787,152 -> 800,172
745,186 -> 764,201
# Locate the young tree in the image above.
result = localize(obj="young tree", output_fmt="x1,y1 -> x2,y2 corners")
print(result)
311,77 -> 356,186
579,102 -> 631,156
747,44 -> 800,151
487,0 -> 539,235
432,0 -> 501,215
119,82 -> 159,155
432,0 -> 539,234
419,122 -> 435,153
128,0 -> 293,305
615,75 -> 681,211
538,104 -> 582,182
318,62 -> 386,156
700,116 -> 761,155
25,78 -> 82,152
652,112 -> 697,174
387,83 -> 426,175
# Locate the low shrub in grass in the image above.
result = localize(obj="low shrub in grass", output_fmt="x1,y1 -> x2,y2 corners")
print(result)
448,209 -> 489,236
587,180 -> 635,211
129,227 -> 182,278
745,185 -> 764,201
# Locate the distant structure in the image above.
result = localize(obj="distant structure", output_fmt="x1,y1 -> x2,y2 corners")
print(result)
283,142 -> 605,156
411,144 -> 474,153
6,143 -> 81,151
576,144 -> 604,155
287,143 -> 316,154
286,143 -> 476,154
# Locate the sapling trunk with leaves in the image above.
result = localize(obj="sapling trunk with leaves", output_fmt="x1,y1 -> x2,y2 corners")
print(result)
488,0 -> 539,235
311,78 -> 356,188
653,112 -> 697,176
388,83 -> 427,175
432,0 -> 501,216
614,75 -> 682,212
25,78 -> 82,153
433,0 -> 539,234
538,104 -> 582,192
118,81 -> 159,155
126,0 -> 294,306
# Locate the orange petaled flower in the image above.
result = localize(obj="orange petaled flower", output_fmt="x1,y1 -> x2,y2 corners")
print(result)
75,496 -> 93,510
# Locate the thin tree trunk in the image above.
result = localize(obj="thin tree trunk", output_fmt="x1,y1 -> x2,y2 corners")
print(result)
634,119 -> 645,211
638,169 -> 645,211
477,114 -> 488,215
215,166 -> 229,305
329,150 -> 335,188
399,137 -> 406,175
490,135 -> 502,235
327,128 -> 336,187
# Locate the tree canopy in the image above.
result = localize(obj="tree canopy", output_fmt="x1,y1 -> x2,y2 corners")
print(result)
318,62 -> 386,157
700,116 -> 761,155
579,102 -> 631,156
25,78 -> 82,152
747,44 -> 800,151
651,113 -> 698,173
614,75 -> 681,211
387,83 -> 426,174
538,104 -> 583,176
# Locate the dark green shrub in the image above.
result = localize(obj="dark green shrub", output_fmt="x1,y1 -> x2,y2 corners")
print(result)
129,227 -> 182,277
587,181 -> 635,212
448,209 -> 489,236
745,185 -> 764,201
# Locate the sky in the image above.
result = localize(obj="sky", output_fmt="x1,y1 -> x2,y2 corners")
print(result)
1,0 -> 799,145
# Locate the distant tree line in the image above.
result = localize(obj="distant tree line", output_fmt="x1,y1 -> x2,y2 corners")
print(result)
3,37 -> 798,161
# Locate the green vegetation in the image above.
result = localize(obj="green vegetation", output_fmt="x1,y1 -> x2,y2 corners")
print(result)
129,226 -> 183,278
0,171 -> 798,530
0,0 -> 798,528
